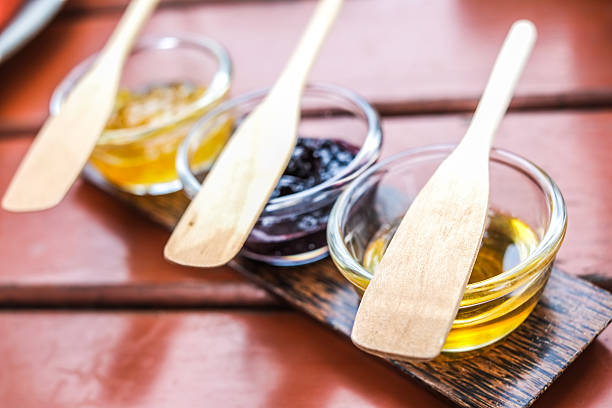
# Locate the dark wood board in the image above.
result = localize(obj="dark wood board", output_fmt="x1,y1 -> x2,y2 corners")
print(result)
232,259 -> 612,408
89,177 -> 612,408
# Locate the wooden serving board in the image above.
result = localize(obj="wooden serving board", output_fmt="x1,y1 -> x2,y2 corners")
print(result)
92,181 -> 612,408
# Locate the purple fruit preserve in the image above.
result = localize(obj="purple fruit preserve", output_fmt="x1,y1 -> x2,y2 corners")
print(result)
244,137 -> 359,259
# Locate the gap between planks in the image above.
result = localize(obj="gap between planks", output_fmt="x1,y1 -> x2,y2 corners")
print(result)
2,103 -> 612,138
0,282 -> 285,309
59,0 -> 291,18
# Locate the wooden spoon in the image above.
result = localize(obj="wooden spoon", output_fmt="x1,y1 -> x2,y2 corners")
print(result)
164,0 -> 344,267
351,20 -> 537,361
2,0 -> 159,212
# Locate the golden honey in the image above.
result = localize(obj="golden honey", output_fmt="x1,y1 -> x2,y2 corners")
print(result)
90,83 -> 231,193
360,211 -> 544,352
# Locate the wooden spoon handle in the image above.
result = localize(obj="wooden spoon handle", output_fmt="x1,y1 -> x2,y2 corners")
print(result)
351,20 -> 537,361
100,0 -> 159,63
164,0 -> 344,267
274,0 -> 343,92
2,0 -> 158,212
463,20 -> 536,150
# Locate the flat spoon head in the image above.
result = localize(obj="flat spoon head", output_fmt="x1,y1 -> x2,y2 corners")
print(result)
352,147 -> 490,360
2,0 -> 159,212
165,99 -> 301,267
165,0 -> 344,267
2,60 -> 120,212
351,20 -> 537,361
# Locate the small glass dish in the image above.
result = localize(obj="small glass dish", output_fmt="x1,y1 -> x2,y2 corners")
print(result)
177,83 -> 383,266
51,35 -> 232,195
327,145 -> 567,353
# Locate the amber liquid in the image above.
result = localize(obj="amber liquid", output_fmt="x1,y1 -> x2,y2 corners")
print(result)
90,83 -> 230,191
362,211 -> 543,352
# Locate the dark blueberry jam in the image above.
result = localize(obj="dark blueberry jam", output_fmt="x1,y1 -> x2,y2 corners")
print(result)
244,137 -> 359,259
270,138 -> 358,199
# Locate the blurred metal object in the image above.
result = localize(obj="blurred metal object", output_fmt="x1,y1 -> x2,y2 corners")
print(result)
0,0 -> 66,63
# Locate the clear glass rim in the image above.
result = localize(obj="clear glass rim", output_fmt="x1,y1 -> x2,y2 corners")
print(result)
327,144 -> 567,296
49,34 -> 232,145
176,82 -> 383,214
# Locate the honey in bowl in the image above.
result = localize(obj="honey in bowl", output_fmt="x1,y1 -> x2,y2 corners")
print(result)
51,35 -> 233,195
90,83 -> 231,193
327,146 -> 566,352
361,210 -> 541,351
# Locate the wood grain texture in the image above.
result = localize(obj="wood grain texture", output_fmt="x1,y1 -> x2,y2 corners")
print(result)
231,258 -> 612,408
2,0 -> 612,132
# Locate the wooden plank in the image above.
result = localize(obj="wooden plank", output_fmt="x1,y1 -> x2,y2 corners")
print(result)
0,310 -> 609,408
1,0 -> 611,132
378,111 -> 612,284
0,310 -> 447,408
230,258 -> 611,408
0,134 -> 276,307
88,110 -> 612,283
2,111 -> 610,305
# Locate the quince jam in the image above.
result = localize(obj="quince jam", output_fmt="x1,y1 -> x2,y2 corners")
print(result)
244,137 -> 359,259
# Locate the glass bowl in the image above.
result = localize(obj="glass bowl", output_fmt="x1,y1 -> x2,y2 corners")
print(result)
51,35 -> 232,195
327,145 -> 567,353
177,83 -> 383,266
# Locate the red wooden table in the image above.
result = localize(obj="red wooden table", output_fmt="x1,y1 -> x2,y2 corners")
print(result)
0,1 -> 611,407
